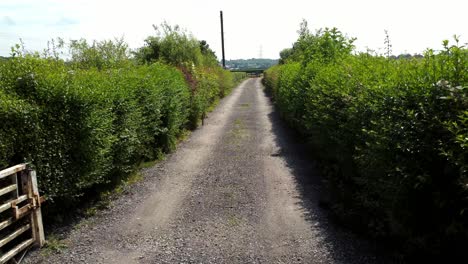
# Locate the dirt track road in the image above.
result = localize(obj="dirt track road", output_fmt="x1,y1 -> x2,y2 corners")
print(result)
27,78 -> 390,263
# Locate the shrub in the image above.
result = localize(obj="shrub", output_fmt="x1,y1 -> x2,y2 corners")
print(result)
0,56 -> 190,204
264,23 -> 468,259
0,21 -> 246,220
68,38 -> 133,70
134,22 -> 205,68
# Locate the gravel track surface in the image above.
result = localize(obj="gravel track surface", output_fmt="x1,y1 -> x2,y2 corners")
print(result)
25,78 -> 392,263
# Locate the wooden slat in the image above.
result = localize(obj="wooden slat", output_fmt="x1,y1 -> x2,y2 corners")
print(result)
0,164 -> 27,179
0,200 -> 12,214
0,218 -> 14,232
0,184 -> 17,197
0,195 -> 28,214
15,204 -> 33,220
16,195 -> 28,204
0,224 -> 31,248
29,170 -> 45,247
0,238 -> 34,264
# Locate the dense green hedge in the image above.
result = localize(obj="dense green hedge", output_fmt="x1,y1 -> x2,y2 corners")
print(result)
264,26 -> 467,259
0,55 -> 243,210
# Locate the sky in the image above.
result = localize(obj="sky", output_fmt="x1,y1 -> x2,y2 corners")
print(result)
0,0 -> 467,60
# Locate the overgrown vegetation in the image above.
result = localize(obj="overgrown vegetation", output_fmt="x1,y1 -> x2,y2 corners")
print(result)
264,20 -> 467,260
0,23 -> 245,217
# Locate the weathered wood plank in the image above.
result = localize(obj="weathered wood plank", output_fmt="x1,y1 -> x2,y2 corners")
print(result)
0,164 -> 27,179
29,170 -> 45,247
16,194 -> 28,204
0,218 -> 14,232
0,200 -> 12,214
0,195 -> 28,214
0,224 -> 31,248
0,184 -> 17,197
0,238 -> 34,264
14,204 -> 33,220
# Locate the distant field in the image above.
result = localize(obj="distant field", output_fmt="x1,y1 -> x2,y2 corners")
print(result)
225,58 -> 278,70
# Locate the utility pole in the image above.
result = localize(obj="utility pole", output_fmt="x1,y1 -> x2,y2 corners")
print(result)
220,10 -> 226,69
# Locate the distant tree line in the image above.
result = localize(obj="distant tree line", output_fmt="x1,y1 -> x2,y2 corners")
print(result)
225,58 -> 278,70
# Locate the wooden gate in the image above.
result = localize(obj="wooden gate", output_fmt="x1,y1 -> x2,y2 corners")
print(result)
0,164 -> 45,263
